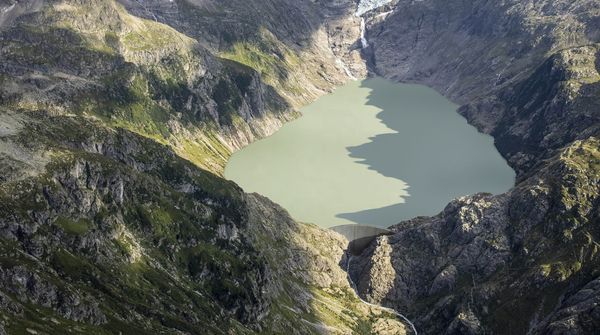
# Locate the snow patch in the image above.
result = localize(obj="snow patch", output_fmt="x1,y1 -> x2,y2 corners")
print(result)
355,0 -> 394,17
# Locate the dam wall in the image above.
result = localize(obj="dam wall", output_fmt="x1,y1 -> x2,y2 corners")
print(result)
330,224 -> 393,255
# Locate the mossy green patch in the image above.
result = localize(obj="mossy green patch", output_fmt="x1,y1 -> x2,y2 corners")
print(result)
220,28 -> 304,95
54,216 -> 91,235
51,248 -> 92,277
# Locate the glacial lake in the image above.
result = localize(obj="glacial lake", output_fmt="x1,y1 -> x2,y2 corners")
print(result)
225,77 -> 515,228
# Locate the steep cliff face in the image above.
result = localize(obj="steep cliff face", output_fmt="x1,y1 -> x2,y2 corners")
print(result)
117,0 -> 367,107
366,0 -> 600,102
364,0 -> 600,175
352,1 -> 600,334
483,45 -> 600,175
352,138 -> 599,334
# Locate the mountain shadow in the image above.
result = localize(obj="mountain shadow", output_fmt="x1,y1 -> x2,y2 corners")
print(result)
337,78 -> 515,227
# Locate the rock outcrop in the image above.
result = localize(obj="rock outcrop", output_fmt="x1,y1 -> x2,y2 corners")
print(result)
0,112 -> 407,333
0,0 -> 406,333
364,0 -> 600,175
351,1 -> 600,333
352,138 -> 600,334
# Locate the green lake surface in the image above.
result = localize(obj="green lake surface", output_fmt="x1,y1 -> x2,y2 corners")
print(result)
225,77 -> 515,228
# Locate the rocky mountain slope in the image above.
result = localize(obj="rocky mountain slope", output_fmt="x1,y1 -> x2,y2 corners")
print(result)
363,0 -> 600,174
1,0 -> 599,334
352,138 -> 599,334
351,0 -> 600,334
0,0 -> 366,174
0,111 -> 406,334
0,0 -> 408,334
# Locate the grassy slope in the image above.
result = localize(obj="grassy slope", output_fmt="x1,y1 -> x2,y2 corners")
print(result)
0,1 -> 406,333
1,0 -> 295,174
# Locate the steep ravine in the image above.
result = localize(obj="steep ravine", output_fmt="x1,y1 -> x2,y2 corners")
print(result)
346,255 -> 418,335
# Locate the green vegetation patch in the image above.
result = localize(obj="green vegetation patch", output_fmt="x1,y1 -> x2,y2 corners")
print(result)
220,28 -> 303,94
54,216 -> 91,235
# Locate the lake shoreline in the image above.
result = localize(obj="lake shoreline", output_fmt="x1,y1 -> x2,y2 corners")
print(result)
225,77 -> 515,228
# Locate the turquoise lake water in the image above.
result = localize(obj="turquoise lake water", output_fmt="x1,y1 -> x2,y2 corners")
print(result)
225,77 -> 515,228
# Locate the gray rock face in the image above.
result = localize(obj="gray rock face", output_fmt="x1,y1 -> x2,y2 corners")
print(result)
484,45 -> 600,174
0,115 -> 406,333
367,0 -> 600,101
0,265 -> 107,324
535,277 -> 600,334
350,235 -> 397,303
351,138 -> 599,334
356,0 -> 395,16
356,6 -> 599,333
364,0 -> 600,175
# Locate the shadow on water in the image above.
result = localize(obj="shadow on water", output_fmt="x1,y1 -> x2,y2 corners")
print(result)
337,78 -> 515,227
